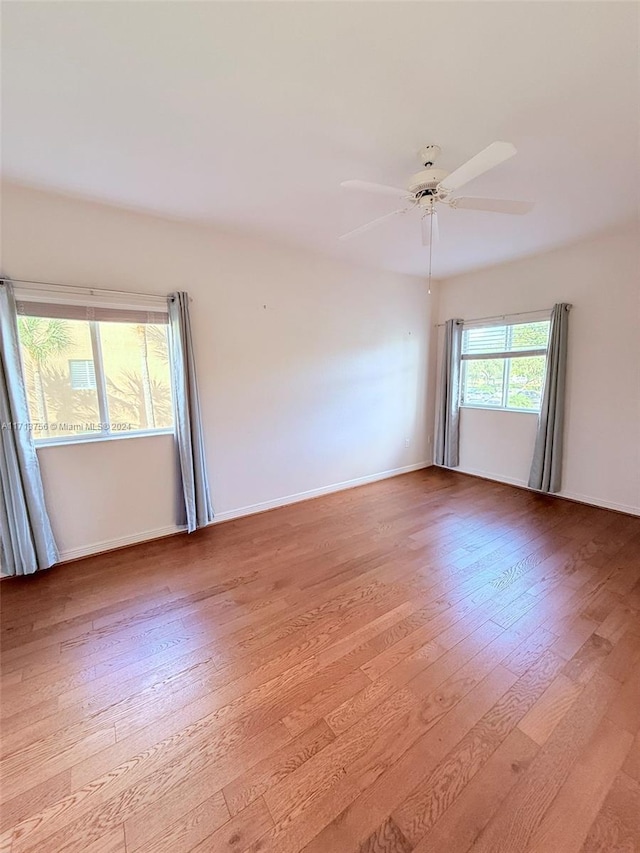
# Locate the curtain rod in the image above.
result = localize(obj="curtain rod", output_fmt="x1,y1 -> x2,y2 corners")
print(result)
434,306 -> 571,328
2,276 -> 169,302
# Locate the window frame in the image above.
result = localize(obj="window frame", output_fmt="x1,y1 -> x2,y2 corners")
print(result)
17,308 -> 175,447
460,319 -> 550,414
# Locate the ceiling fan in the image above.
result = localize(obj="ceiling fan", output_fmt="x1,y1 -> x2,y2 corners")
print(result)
339,142 -> 533,245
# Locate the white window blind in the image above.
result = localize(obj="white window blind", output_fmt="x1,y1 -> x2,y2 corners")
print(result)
462,321 -> 549,360
15,298 -> 168,325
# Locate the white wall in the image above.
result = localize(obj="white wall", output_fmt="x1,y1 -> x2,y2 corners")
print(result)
1,182 -> 436,558
437,224 -> 640,515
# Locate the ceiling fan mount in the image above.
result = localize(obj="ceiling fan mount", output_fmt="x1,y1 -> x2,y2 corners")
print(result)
417,144 -> 442,167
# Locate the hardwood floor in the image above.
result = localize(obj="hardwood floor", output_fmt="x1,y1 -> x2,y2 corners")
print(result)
1,468 -> 639,853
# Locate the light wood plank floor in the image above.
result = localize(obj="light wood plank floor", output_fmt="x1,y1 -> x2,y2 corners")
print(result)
1,469 -> 639,853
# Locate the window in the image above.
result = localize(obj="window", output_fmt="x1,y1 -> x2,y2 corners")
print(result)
461,319 -> 550,412
69,359 -> 97,390
16,299 -> 174,443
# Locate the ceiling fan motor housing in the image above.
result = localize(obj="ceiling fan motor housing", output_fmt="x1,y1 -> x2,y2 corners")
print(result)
408,168 -> 449,198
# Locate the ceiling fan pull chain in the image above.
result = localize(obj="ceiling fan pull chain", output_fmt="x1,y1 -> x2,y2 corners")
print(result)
428,213 -> 433,295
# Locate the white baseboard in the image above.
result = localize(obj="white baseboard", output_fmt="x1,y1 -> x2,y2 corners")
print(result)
59,461 -> 433,561
453,466 -> 640,517
454,465 -> 529,490
558,490 -> 639,517
212,461 -> 433,523
59,524 -> 184,562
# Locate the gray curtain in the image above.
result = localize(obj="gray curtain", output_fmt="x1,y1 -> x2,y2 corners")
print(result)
168,292 -> 214,532
435,318 -> 463,468
0,280 -> 59,576
528,303 -> 571,493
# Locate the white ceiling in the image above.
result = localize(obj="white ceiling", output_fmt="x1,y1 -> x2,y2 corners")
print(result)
2,1 -> 638,278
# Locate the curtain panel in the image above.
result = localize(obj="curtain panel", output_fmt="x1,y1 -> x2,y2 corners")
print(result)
528,303 -> 571,493
434,318 -> 464,468
0,280 -> 59,576
168,291 -> 214,532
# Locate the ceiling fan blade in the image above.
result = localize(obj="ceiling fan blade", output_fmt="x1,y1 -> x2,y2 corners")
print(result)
340,180 -> 409,199
453,197 -> 534,215
339,208 -> 406,241
421,212 -> 439,245
438,142 -> 517,193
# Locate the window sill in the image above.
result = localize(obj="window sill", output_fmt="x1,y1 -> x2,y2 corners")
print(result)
34,428 -> 175,449
460,405 -> 540,415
